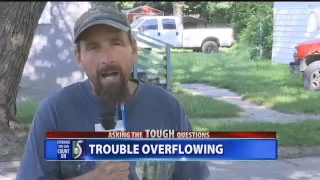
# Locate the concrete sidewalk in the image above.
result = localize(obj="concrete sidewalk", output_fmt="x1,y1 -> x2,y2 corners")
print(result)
206,156 -> 320,180
1,156 -> 320,180
180,83 -> 320,123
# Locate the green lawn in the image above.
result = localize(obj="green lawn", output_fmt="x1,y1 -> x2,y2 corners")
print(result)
172,87 -> 243,118
17,101 -> 39,130
171,48 -> 320,114
192,119 -> 320,147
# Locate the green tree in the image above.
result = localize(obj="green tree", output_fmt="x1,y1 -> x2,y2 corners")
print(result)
91,1 -> 135,11
232,2 -> 273,59
172,2 -> 184,19
197,2 -> 233,27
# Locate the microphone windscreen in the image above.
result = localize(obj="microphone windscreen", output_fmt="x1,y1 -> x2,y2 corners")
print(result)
99,106 -> 117,130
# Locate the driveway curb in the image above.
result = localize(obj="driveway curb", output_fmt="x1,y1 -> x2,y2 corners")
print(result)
278,146 -> 320,159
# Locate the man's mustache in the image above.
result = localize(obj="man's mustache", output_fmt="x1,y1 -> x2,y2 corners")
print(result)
97,64 -> 122,74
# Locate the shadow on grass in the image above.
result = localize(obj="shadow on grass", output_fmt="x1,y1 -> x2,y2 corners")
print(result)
172,88 -> 243,119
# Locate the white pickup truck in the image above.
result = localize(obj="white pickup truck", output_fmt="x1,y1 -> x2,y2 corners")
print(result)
131,16 -> 235,53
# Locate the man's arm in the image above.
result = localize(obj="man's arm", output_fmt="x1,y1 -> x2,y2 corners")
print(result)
171,100 -> 210,180
16,97 -> 62,180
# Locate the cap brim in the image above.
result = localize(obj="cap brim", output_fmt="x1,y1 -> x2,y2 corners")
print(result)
74,20 -> 130,43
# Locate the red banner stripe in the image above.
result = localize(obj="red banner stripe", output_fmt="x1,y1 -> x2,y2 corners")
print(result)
46,131 -> 276,139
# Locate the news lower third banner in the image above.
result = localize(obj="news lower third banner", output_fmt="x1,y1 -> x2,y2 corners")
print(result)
45,138 -> 278,161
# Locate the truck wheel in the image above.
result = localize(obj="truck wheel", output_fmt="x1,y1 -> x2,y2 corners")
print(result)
303,61 -> 320,91
201,41 -> 218,53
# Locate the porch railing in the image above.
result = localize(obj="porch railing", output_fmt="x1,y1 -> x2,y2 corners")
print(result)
132,32 -> 172,92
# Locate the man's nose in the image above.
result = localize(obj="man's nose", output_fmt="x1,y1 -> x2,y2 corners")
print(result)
100,48 -> 114,65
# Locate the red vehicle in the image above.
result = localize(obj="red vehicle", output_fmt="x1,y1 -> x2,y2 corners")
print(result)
289,40 -> 320,91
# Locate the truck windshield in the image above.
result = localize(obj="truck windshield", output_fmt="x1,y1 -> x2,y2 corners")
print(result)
131,18 -> 144,29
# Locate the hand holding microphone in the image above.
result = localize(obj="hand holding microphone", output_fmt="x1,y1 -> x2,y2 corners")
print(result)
73,161 -> 130,180
93,161 -> 130,180
94,105 -> 130,180
71,106 -> 129,180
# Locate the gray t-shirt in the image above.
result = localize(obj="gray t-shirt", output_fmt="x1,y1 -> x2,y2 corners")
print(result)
16,79 -> 210,180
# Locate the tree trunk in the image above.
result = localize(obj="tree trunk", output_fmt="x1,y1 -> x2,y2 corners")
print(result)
172,2 -> 183,19
91,2 -> 117,9
0,2 -> 47,129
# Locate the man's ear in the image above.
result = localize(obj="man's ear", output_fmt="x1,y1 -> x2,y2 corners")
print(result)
131,38 -> 138,62
74,48 -> 83,69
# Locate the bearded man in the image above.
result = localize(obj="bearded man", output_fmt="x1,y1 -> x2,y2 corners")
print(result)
16,6 -> 210,180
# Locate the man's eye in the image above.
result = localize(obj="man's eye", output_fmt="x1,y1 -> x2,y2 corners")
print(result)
88,45 -> 98,50
112,42 -> 121,46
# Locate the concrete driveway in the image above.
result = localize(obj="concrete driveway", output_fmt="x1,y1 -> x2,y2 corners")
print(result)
1,156 -> 320,180
206,156 -> 320,180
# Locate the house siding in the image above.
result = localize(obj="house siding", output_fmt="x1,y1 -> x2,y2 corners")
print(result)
272,2 -> 320,64
19,2 -> 91,101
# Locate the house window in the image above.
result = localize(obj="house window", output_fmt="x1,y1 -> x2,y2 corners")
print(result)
38,2 -> 51,24
308,5 -> 320,32
140,19 -> 158,30
162,19 -> 176,30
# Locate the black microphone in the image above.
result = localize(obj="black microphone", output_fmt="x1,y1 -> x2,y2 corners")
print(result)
99,106 -> 118,130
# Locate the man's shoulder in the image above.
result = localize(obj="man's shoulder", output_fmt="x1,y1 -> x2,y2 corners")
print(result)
141,82 -> 184,111
39,80 -> 86,108
142,83 -> 179,102
141,83 -> 191,131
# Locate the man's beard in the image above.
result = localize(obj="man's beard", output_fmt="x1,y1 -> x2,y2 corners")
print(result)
92,65 -> 130,107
